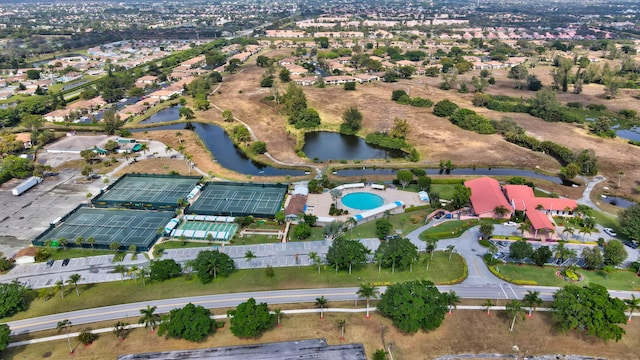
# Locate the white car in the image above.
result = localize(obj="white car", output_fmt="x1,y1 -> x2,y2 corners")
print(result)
603,228 -> 617,237
504,221 -> 517,227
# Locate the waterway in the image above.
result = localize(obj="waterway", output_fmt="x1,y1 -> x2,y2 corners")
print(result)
302,131 -> 404,161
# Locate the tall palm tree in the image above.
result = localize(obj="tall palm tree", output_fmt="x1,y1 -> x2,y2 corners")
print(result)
57,319 -> 73,353
55,280 -> 65,299
487,243 -> 499,258
580,227 -> 592,242
447,245 -> 455,262
175,131 -> 183,144
165,144 -> 172,155
624,294 -> 640,323
337,319 -> 346,340
522,290 -> 543,317
138,305 -> 161,332
493,205 -> 509,218
113,264 -> 128,282
374,251 -> 384,273
113,321 -> 129,340
309,251 -> 321,274
553,242 -> 576,263
518,222 -> 529,237
86,236 -> 95,250
562,225 -> 575,241
74,236 -> 84,249
445,291 -> 461,314
506,300 -> 525,331
315,296 -> 328,319
357,283 -> 380,318
346,217 -> 357,239
274,308 -> 283,327
67,273 -> 82,296
138,267 -> 150,287
244,250 -> 256,269
427,238 -> 439,260
483,299 -> 495,316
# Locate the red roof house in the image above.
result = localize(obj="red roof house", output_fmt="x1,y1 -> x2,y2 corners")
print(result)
464,177 -> 513,218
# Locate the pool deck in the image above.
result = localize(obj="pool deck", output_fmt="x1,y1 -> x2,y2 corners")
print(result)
305,186 -> 425,222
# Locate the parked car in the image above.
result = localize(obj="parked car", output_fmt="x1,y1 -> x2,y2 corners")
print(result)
46,259 -> 55,267
624,240 -> 638,249
603,228 -> 617,237
504,221 -> 517,227
62,258 -> 70,267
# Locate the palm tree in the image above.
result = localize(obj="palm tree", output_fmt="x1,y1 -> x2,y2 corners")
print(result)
357,283 -> 380,318
165,144 -> 173,155
374,251 -> 384,273
522,290 -> 543,317
55,280 -> 65,299
86,236 -> 95,250
74,236 -> 84,249
309,252 -> 322,274
330,188 -> 343,206
446,245 -> 455,262
580,227 -> 592,242
493,205 -> 509,218
445,291 -> 461,314
58,237 -> 68,249
553,242 -> 576,263
138,305 -> 161,332
618,171 -> 625,188
603,265 -> 614,280
175,131 -> 183,143
274,308 -> 283,327
57,319 -> 73,353
518,222 -> 529,237
244,250 -> 256,269
487,243 -> 499,258
506,300 -> 525,331
562,225 -> 575,241
113,264 -> 128,282
315,296 -> 328,319
624,294 -> 640,322
139,267 -> 150,287
346,217 -> 357,239
113,321 -> 129,340
337,319 -> 346,340
427,238 -> 439,260
483,299 -> 495,316
67,273 -> 82,296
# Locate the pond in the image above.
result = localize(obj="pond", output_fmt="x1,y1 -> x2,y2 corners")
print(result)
334,167 -> 564,184
614,126 -> 640,142
140,105 -> 182,124
302,131 -> 405,161
600,195 -> 636,209
132,123 -> 307,177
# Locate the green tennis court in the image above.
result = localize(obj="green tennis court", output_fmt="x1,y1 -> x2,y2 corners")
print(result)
188,182 -> 287,218
32,207 -> 174,251
172,219 -> 238,241
93,174 -> 201,210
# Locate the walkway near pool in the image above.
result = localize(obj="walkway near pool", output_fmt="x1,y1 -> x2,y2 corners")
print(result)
305,185 -> 425,222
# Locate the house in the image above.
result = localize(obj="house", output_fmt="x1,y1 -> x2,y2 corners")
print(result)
285,194 -> 308,221
44,109 -> 71,122
13,247 -> 38,264
464,177 -> 513,219
14,133 -> 32,148
148,89 -> 181,100
135,75 -> 159,88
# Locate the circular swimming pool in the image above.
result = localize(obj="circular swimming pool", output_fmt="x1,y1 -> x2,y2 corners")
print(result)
341,192 -> 384,210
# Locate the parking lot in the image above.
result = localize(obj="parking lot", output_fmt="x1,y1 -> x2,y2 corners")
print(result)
0,169 -> 104,257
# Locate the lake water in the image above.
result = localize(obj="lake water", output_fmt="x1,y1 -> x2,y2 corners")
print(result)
302,131 -> 405,161
140,105 -> 182,124
601,195 -> 636,209
133,123 -> 307,177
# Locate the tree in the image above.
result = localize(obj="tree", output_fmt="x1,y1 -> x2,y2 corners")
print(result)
0,281 -> 33,318
149,259 -> 182,281
222,109 -> 234,122
618,204 -> 640,242
57,319 -> 73,353
225,58 -> 241,73
375,237 -> 418,273
340,106 -> 363,134
113,264 -> 127,282
194,250 -> 236,283
103,109 -> 123,135
244,250 -> 256,269
357,284 -> 379,318
67,273 -> 82,296
507,64 -> 529,89
603,240 -> 628,267
479,221 -> 494,240
250,141 -> 267,154
505,300 -> 525,331
315,296 -> 328,319
138,305 -> 161,332
309,251 -> 322,274
330,319 -> 344,346
377,280 -> 448,333
483,299 -> 495,316
326,237 -> 368,274
279,68 -> 291,83
562,225 -> 575,241
522,290 -> 543,317
77,328 -> 98,345
450,184 -> 471,210
375,219 -> 393,240
323,220 -> 346,241
531,246 -> 553,266
417,176 -> 431,192
493,205 -> 509,218
624,294 -> 640,323
390,117 -> 410,139
113,321 -> 129,340
55,280 -> 65,299
581,247 -> 604,270
509,240 -> 533,261
157,303 -> 215,342
396,169 -> 413,189
0,324 -> 10,351
444,291 -> 461,314
294,222 -> 311,240
109,242 -> 120,251
446,245 -> 456,262
433,99 -> 459,117
527,75 -> 543,91
26,69 -> 41,80
228,297 -> 275,338
329,188 -> 343,206
179,106 -> 195,120
552,283 -> 627,342
274,308 -> 283,327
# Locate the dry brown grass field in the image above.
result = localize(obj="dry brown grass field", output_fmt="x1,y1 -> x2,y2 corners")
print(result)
140,48 -> 639,203
6,308 -> 640,360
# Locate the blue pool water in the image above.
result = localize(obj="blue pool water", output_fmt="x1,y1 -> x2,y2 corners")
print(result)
341,192 -> 384,210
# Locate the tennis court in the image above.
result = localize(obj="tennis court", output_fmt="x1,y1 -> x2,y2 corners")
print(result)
172,218 -> 238,241
93,174 -> 201,210
188,182 -> 287,218
32,207 -> 174,251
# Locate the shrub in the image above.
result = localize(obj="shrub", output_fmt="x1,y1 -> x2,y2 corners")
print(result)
250,141 -> 267,154
77,329 -> 98,345
343,82 -> 356,91
433,99 -> 459,117
410,97 -> 433,107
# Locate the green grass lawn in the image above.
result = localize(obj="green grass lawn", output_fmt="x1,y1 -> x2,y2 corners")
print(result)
493,263 -> 639,290
288,225 -> 325,242
350,209 -> 431,239
47,248 -> 116,260
157,240 -> 223,249
5,252 -> 464,321
419,219 -> 479,241
402,184 -> 457,200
